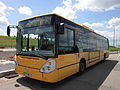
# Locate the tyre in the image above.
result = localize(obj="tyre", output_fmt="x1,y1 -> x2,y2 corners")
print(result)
79,62 -> 86,72
102,54 -> 106,63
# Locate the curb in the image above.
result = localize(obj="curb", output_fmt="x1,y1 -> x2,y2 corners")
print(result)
0,49 -> 16,52
109,51 -> 120,54
0,69 -> 15,78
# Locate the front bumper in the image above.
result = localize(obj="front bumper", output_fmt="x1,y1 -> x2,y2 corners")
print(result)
15,65 -> 59,83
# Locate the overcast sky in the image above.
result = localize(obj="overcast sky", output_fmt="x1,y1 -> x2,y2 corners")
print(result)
0,0 -> 120,46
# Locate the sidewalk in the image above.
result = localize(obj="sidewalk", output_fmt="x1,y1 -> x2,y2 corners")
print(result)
99,54 -> 120,90
0,48 -> 16,51
0,48 -> 16,60
0,60 -> 15,71
0,60 -> 15,78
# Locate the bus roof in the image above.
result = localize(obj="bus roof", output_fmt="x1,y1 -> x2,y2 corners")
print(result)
19,13 -> 81,27
80,24 -> 94,32
19,13 -> 108,40
19,13 -> 95,32
19,13 -> 54,22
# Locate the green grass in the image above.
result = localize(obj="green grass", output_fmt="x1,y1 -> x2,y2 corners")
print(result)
0,35 -> 38,47
109,46 -> 120,51
0,36 -> 16,47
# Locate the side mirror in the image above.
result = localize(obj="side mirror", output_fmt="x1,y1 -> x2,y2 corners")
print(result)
56,23 -> 64,34
7,25 -> 18,36
7,26 -> 11,36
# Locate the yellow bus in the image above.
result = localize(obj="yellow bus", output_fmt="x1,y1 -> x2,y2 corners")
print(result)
7,14 -> 109,83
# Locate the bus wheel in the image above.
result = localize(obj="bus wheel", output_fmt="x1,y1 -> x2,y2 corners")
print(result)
102,54 -> 106,63
76,60 -> 86,76
79,62 -> 85,72
76,61 -> 86,76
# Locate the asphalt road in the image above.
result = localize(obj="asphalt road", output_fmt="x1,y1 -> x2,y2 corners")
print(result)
0,54 -> 120,90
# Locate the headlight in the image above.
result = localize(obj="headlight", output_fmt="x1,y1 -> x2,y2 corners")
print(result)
40,60 -> 56,73
14,55 -> 18,66
14,55 -> 16,61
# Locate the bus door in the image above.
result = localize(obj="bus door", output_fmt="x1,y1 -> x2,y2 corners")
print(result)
89,51 -> 99,63
58,27 -> 78,78
88,37 -> 100,64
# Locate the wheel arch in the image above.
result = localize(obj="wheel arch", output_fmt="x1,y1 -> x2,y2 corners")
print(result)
80,58 -> 86,68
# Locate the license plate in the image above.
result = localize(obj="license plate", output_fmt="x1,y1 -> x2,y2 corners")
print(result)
24,73 -> 32,77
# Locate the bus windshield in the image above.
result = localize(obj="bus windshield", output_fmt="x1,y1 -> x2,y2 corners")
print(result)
19,25 -> 55,57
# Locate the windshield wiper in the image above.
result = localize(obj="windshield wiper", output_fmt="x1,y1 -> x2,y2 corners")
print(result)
18,51 -> 48,60
31,53 -> 48,60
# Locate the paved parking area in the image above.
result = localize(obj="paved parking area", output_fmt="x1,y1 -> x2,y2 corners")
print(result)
0,60 -> 15,71
0,48 -> 16,59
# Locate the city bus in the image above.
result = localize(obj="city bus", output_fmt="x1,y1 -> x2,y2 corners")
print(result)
7,13 -> 109,83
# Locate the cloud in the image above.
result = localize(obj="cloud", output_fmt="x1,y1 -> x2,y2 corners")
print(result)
0,1 -> 7,16
92,23 -> 104,27
83,17 -> 120,31
0,28 -> 6,35
82,22 -> 91,27
95,30 -> 113,45
52,0 -> 120,21
0,16 -> 9,26
18,6 -> 32,15
52,0 -> 77,20
95,30 -> 113,39
107,17 -> 120,29
107,17 -> 120,46
8,6 -> 14,10
0,1 -> 15,35
74,0 -> 120,12
83,22 -> 104,28
0,1 -> 14,16
0,1 -> 10,27
95,29 -> 120,47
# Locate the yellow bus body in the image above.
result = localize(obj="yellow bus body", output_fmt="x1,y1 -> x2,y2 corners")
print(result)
15,50 -> 109,83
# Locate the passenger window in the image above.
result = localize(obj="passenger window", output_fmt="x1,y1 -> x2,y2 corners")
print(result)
67,29 -> 74,46
59,29 -> 68,46
59,28 -> 74,54
59,28 -> 74,46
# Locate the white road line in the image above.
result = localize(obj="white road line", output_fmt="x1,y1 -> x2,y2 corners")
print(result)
0,60 -> 6,62
0,69 -> 15,74
2,61 -> 15,65
0,60 -> 15,65
0,49 -> 16,51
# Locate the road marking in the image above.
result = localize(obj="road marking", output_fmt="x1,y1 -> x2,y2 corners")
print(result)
0,69 -> 15,78
0,69 -> 15,74
2,61 -> 15,65
0,49 -> 16,51
0,60 -> 15,65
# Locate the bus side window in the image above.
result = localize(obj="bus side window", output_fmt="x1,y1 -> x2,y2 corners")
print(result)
59,28 -> 75,54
